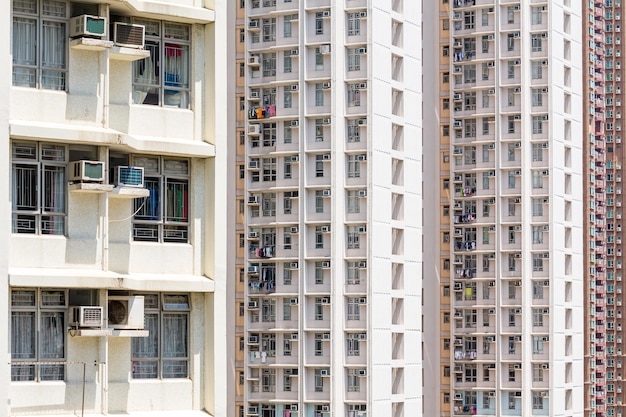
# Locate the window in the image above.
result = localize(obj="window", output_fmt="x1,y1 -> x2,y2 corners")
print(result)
347,119 -> 361,143
348,155 -> 362,178
347,13 -> 361,36
508,254 -> 517,272
507,33 -> 515,51
315,154 -> 325,177
11,289 -> 66,381
347,369 -> 361,392
315,228 -> 324,249
532,198 -> 544,217
12,0 -> 68,90
262,158 -> 277,181
261,368 -> 276,392
347,84 -> 362,107
132,293 -> 190,379
533,256 -> 544,272
347,226 -> 361,249
315,190 -> 325,213
532,392 -> 544,410
347,298 -> 361,320
262,52 -> 277,77
347,190 -> 361,214
532,226 -> 544,244
239,29 -> 245,43
532,171 -> 544,189
507,61 -> 515,79
133,18 -> 191,108
262,18 -> 276,42
315,48 -> 324,70
315,12 -> 324,35
283,53 -> 292,74
532,7 -> 543,25
347,262 -> 361,285
314,333 -> 324,356
315,83 -> 325,106
531,34 -> 543,52
314,262 -> 325,284
284,125 -> 293,144
532,116 -> 544,134
12,142 -> 67,235
532,308 -> 544,327
314,369 -> 325,392
283,334 -> 292,356
262,193 -> 276,217
346,335 -> 361,356
532,61 -> 543,79
314,298 -> 325,320
283,14 -> 296,38
532,89 -> 543,107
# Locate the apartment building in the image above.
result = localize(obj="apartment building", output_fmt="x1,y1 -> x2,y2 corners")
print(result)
2,1 -> 229,416
424,1 -> 585,416
238,1 -> 422,416
584,1 -> 626,417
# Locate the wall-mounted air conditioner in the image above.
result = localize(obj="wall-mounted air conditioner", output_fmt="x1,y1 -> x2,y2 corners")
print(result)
70,306 -> 104,328
70,15 -> 107,38
69,160 -> 105,183
114,166 -> 144,188
113,22 -> 145,49
108,296 -> 145,330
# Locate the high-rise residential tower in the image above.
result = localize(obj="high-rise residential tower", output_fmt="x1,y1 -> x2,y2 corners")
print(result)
424,1 -> 585,416
3,1 -> 229,416
237,1 -> 423,416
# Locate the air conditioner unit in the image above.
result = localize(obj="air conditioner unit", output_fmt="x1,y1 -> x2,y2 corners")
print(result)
541,225 -> 549,231
248,160 -> 259,169
108,296 -> 145,330
542,336 -> 550,341
453,66 -> 462,73
453,120 -> 463,128
70,15 -> 107,38
454,365 -> 463,372
289,48 -> 299,56
248,300 -> 258,309
70,306 -> 104,328
487,62 -> 495,68
453,147 -> 463,155
514,391 -> 522,397
321,405 -> 330,412
357,226 -> 367,233
248,231 -> 259,239
248,335 -> 259,344
289,226 -> 299,233
249,56 -> 260,65
514,309 -> 522,314
542,281 -> 550,287
290,120 -> 300,128
357,333 -> 367,340
320,44 -> 331,54
514,4 -> 521,10
454,283 -> 463,290
487,253 -> 496,259
357,297 -> 367,304
322,117 -> 331,124
542,308 -> 549,314
358,189 -> 367,197
357,369 -> 367,376
454,393 -> 463,400
513,170 -> 522,176
513,32 -> 520,38
356,154 -> 367,161
513,60 -> 521,66
358,10 -> 368,17
113,22 -> 145,48
358,47 -> 368,54
488,171 -> 496,177
488,143 -> 495,149
114,166 -> 144,188
454,229 -> 463,236
322,189 -> 331,197
453,93 -> 462,101
486,336 -> 495,343
248,265 -> 259,274
488,391 -> 496,397
454,175 -> 463,182
453,202 -> 463,209
249,19 -> 259,29
250,90 -> 259,99
541,33 -> 548,38
514,280 -> 522,286
454,338 -> 463,345
69,160 -> 105,183
321,225 -> 331,233
488,310 -> 495,315
287,405 -> 298,411
320,369 -> 330,376
489,281 -> 496,287
248,195 -> 260,204
248,406 -> 259,415
322,82 -> 332,89
322,261 -> 331,268
541,87 -> 549,93
358,118 -> 367,125
321,297 -> 331,304
322,10 -> 331,17
289,298 -> 298,305
487,34 -> 495,40
321,333 -> 331,340
488,89 -> 495,94
289,155 -> 299,163
539,253 -> 550,259
541,170 -> 549,175
513,363 -> 522,369
542,198 -> 549,203
289,262 -> 299,269
488,225 -> 496,231
248,124 -> 261,135
540,115 -> 549,121
291,333 -> 298,340
358,261 -> 367,268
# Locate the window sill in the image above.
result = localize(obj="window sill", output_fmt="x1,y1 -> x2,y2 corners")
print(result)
69,328 -> 149,337
110,187 -> 150,199
69,38 -> 150,62
69,37 -> 113,51
69,183 -> 115,193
